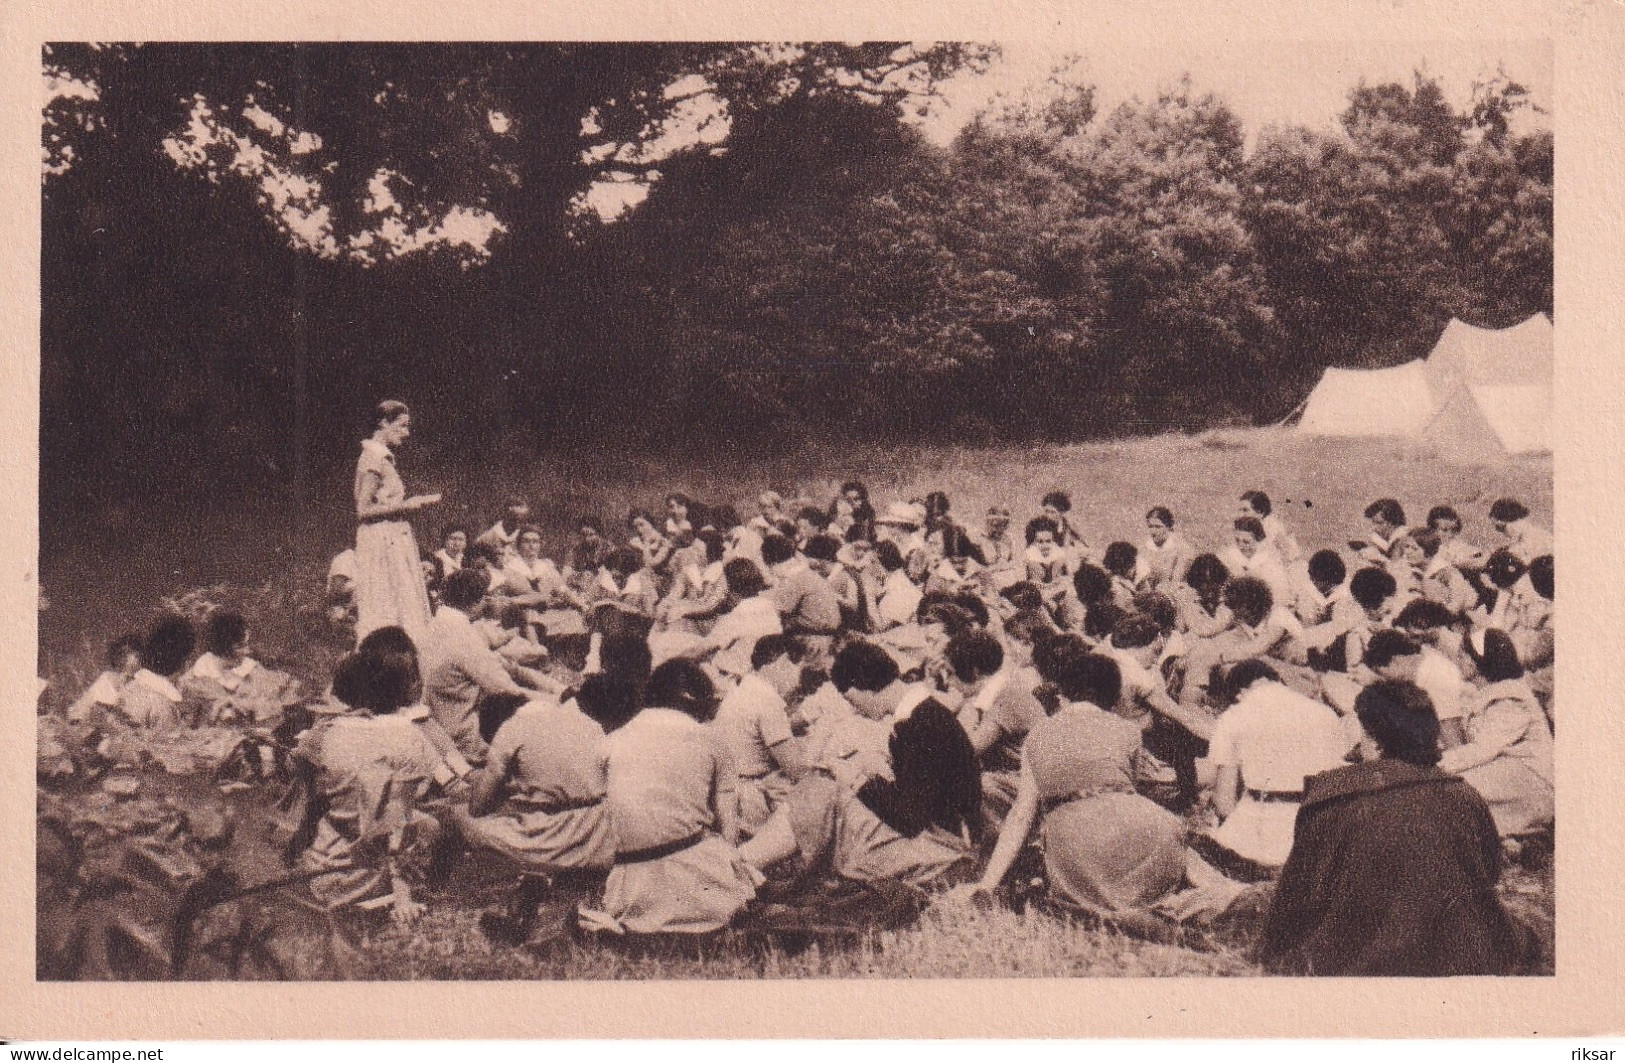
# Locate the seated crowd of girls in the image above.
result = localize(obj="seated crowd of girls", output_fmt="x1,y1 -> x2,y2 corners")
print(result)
74,485 -> 1555,975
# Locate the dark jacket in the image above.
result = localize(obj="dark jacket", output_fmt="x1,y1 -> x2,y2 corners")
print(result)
1260,758 -> 1533,976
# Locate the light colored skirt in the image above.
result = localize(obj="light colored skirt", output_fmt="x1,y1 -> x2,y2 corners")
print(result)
454,802 -> 615,873
356,520 -> 432,649
1042,792 -> 1186,919
599,835 -> 756,934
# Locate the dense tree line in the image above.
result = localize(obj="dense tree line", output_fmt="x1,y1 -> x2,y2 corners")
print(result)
41,44 -> 1551,498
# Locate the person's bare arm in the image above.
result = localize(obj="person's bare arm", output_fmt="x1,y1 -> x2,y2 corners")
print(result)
1213,762 -> 1242,820
974,764 -> 1040,892
767,736 -> 809,782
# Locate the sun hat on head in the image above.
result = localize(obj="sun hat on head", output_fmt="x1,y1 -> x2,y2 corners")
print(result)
876,502 -> 925,529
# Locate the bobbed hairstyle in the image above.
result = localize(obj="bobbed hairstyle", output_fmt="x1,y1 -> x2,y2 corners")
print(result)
1426,505 -> 1462,530
697,527 -> 726,564
1145,505 -> 1175,527
723,556 -> 768,598
1219,657 -> 1281,705
1489,498 -> 1530,524
1363,628 -> 1421,670
1307,549 -> 1347,588
644,659 -> 719,722
1223,575 -> 1274,624
1354,679 -> 1441,766
1349,567 -> 1398,611
750,632 -> 806,671
358,624 -> 418,659
1240,490 -> 1272,517
1000,580 -> 1046,613
1529,554 -> 1553,601
606,546 -> 645,578
1185,553 -> 1230,590
1466,628 -> 1525,682
1041,490 -> 1072,513
143,614 -> 196,678
1025,516 -> 1060,546
1102,541 -> 1137,579
1052,648 -> 1123,709
107,633 -> 144,670
1233,516 -> 1266,542
441,567 -> 491,610
1131,591 -> 1178,634
575,673 -> 642,734
1393,598 -> 1457,632
599,630 -> 653,682
944,629 -> 1004,683
330,653 -> 372,710
1365,498 -> 1407,527
939,524 -> 986,563
204,611 -> 249,657
802,534 -> 841,562
1110,612 -> 1162,651
1072,563 -> 1113,605
760,533 -> 797,566
374,399 -> 409,428
353,638 -> 421,714
1083,600 -> 1125,642
1483,548 -> 1527,589
831,640 -> 900,693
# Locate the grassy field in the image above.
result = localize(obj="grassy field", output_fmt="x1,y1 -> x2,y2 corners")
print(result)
37,427 -> 1555,979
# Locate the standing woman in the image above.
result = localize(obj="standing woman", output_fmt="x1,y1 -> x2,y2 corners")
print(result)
354,400 -> 439,648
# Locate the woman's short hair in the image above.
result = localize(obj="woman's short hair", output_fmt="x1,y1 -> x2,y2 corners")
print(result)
644,659 -> 718,722
750,633 -> 806,671
440,523 -> 470,543
577,515 -> 604,534
803,534 -> 841,562
626,507 -> 658,530
1529,554 -> 1553,600
1000,581 -> 1045,613
143,614 -> 196,678
1349,567 -> 1398,610
1102,541 -> 1137,579
575,673 -> 642,734
1393,598 -> 1457,632
874,540 -> 906,572
1072,563 -> 1112,605
795,506 -> 830,530
1409,528 -> 1443,559
696,527 -> 726,563
441,567 -> 491,610
1426,505 -> 1462,531
1483,548 -> 1527,589
1110,612 -> 1162,651
354,640 -> 420,714
708,504 -> 742,531
203,611 -> 249,657
606,546 -> 645,577
599,631 -> 652,682
1354,680 -> 1442,765
1467,628 -> 1525,682
924,491 -> 951,519
1233,516 -> 1266,542
944,630 -> 1004,683
1131,591 -> 1179,634
1052,648 -> 1123,709
1041,490 -> 1072,513
1363,629 -> 1421,670
1218,658 -> 1281,705
330,653 -> 371,710
666,491 -> 692,510
1024,516 -> 1060,545
1185,553 -> 1230,590
723,556 -> 768,597
375,399 -> 409,427
1240,490 -> 1272,517
1365,498 -> 1407,526
1083,600 -> 1125,642
516,524 -> 545,546
1223,575 -> 1274,624
844,522 -> 875,544
1489,498 -> 1530,523
358,624 -> 418,659
840,481 -> 869,501
1145,505 -> 1175,527
832,640 -> 900,693
759,534 -> 796,567
1307,549 -> 1347,588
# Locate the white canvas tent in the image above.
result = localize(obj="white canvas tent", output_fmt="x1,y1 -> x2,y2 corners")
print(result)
1296,314 -> 1552,460
1296,360 -> 1437,437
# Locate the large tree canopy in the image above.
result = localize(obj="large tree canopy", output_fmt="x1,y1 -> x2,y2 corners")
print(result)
40,46 -> 1551,499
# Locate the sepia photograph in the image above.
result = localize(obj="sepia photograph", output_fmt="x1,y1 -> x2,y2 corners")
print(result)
29,35 -> 1565,990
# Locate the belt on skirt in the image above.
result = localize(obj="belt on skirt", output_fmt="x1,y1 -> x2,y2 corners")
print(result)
1245,788 -> 1304,803
1040,780 -> 1135,814
358,514 -> 407,526
614,830 -> 706,865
